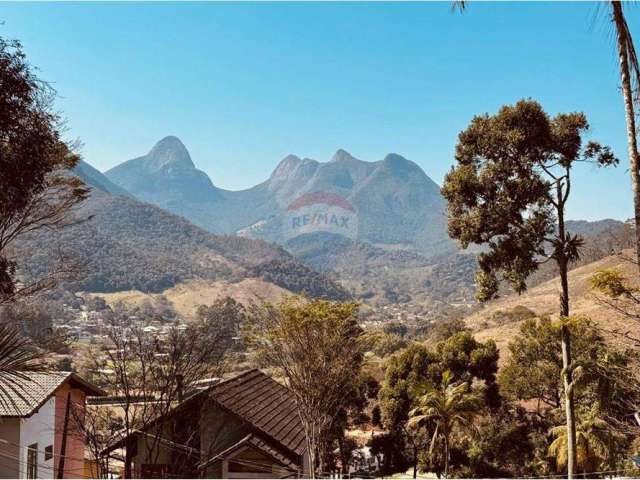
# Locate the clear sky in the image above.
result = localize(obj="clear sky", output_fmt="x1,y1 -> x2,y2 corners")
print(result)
0,1 -> 637,220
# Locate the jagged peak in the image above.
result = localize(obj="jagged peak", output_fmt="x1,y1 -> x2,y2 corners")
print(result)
382,153 -> 419,170
146,136 -> 194,170
331,149 -> 356,163
271,154 -> 302,178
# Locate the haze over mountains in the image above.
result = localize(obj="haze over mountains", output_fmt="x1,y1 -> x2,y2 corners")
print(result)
104,136 -> 454,257
18,163 -> 350,301
18,135 -> 630,314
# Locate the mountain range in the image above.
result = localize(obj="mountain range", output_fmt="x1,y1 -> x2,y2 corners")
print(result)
104,136 -> 454,257
15,135 -> 632,316
17,164 -> 349,301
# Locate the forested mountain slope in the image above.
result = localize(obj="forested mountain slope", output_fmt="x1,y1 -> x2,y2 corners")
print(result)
15,183 -> 349,300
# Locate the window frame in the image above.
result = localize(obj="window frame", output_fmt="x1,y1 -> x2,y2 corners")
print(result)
26,443 -> 38,479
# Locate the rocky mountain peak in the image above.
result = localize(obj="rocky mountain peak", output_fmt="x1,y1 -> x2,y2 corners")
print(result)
146,136 -> 194,171
331,149 -> 357,163
271,154 -> 302,178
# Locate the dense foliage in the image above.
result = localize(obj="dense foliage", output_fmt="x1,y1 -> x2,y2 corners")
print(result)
376,333 -> 499,476
249,258 -> 351,301
16,190 -> 349,299
0,36 -> 88,301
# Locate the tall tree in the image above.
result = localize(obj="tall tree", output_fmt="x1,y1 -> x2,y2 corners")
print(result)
408,371 -> 481,478
442,99 -> 617,478
0,36 -> 88,304
247,296 -> 363,478
611,1 -> 640,271
453,2 -> 640,270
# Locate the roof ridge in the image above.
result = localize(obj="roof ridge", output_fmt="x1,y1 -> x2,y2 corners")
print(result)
209,369 -> 262,391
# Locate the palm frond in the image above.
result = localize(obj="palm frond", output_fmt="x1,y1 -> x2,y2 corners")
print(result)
451,1 -> 466,13
614,3 -> 640,101
0,323 -> 42,410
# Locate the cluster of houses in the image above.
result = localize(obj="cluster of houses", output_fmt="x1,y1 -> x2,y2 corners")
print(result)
0,369 -> 381,479
54,303 -> 185,346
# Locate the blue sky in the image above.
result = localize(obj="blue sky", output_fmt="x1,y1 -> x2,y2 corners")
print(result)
0,1 -> 637,220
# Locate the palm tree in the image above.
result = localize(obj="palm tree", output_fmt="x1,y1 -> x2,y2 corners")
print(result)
548,407 -> 622,476
0,323 -> 42,408
611,1 -> 640,272
408,371 -> 480,478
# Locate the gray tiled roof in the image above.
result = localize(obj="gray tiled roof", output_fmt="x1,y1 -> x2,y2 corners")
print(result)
0,371 -> 104,417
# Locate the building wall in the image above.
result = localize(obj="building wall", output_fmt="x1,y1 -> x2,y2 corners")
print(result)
53,384 -> 87,479
200,401 -> 250,472
20,397 -> 56,479
200,401 -> 306,479
0,418 -> 21,479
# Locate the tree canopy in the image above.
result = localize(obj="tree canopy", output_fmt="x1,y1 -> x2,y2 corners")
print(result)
0,36 -> 88,302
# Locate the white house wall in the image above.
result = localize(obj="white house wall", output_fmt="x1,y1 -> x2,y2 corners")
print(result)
19,397 -> 55,479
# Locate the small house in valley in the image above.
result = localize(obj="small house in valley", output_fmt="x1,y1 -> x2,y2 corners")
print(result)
0,371 -> 105,479
106,369 -> 309,478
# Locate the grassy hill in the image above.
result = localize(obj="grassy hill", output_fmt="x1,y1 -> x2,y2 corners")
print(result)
85,278 -> 289,319
467,249 -> 640,364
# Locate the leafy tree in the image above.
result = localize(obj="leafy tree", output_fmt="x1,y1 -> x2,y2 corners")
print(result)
426,317 -> 468,343
383,322 -> 408,338
442,99 -> 616,477
362,330 -> 407,357
590,268 -> 640,346
322,372 -> 379,474
500,316 -> 638,475
499,317 -> 601,412
371,404 -> 382,427
195,297 -> 246,353
378,333 -> 498,477
499,316 -> 639,419
247,296 -> 363,478
455,0 -> 640,274
368,432 -> 410,476
465,405 -> 548,478
408,371 -> 481,478
0,36 -> 88,303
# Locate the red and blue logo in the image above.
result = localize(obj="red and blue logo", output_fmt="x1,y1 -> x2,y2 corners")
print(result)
284,191 -> 358,240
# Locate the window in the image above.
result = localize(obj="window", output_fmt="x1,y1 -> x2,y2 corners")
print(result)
44,445 -> 53,461
27,443 -> 37,479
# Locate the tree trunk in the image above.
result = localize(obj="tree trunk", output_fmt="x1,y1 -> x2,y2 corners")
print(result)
412,444 -> 418,479
561,325 -> 577,480
557,187 -> 577,479
443,432 -> 449,479
124,439 -> 133,479
307,431 -> 317,480
612,0 -> 640,271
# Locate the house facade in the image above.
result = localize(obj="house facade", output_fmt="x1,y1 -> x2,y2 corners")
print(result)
109,369 -> 309,478
0,372 -> 105,479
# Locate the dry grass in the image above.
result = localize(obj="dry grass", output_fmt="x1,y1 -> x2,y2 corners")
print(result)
84,278 -> 290,319
466,249 -> 640,364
